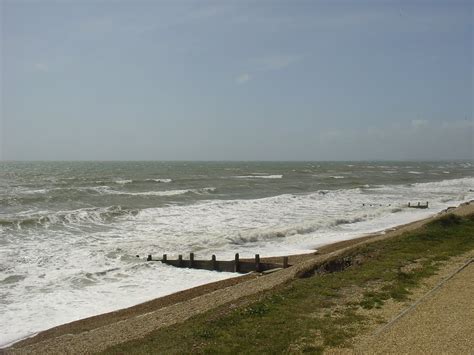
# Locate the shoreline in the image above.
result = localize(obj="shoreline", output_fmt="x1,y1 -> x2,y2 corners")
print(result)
5,200 -> 474,352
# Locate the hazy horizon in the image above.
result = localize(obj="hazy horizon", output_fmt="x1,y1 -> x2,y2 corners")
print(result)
1,158 -> 473,163
1,1 -> 473,161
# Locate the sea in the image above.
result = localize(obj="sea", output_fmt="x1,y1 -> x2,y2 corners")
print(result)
0,161 -> 473,346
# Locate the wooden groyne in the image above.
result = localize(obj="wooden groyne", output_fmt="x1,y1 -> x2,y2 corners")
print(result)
408,202 -> 429,209
147,253 -> 290,274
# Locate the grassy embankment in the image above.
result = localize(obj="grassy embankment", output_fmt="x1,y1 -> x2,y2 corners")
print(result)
103,214 -> 474,354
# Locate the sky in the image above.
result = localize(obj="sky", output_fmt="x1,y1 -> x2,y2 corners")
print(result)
1,0 -> 473,161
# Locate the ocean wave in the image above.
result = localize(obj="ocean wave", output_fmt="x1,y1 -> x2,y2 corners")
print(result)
147,178 -> 172,183
330,176 -> 345,179
21,189 -> 49,194
115,180 -> 133,185
109,178 -> 173,185
0,206 -> 137,229
88,186 -> 216,197
126,188 -> 215,196
226,213 -> 377,245
232,175 -> 283,179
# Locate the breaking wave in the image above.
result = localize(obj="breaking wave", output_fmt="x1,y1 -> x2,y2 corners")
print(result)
0,206 -> 138,229
232,175 -> 283,179
112,178 -> 173,185
87,186 -> 216,197
226,212 -> 383,245
147,178 -> 172,183
115,180 -> 133,185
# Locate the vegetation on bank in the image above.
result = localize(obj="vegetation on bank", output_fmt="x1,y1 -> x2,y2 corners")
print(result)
103,214 -> 474,354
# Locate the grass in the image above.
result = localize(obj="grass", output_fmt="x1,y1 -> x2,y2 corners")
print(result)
103,213 -> 474,354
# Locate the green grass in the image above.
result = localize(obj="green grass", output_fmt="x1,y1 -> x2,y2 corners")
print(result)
103,213 -> 474,354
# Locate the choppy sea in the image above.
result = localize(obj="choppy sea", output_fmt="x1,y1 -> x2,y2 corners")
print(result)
0,161 -> 473,346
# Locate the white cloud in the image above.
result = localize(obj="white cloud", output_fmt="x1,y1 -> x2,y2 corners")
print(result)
234,54 -> 301,84
236,73 -> 252,84
254,54 -> 302,71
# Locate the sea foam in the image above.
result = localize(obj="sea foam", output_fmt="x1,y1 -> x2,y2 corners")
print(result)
1,176 -> 473,347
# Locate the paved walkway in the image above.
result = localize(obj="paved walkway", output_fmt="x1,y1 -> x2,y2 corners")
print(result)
362,261 -> 474,354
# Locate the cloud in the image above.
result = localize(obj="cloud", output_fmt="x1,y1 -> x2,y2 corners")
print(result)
234,54 -> 301,84
254,54 -> 302,71
236,73 -> 252,84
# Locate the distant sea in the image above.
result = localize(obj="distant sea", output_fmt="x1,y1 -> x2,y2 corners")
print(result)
1,161 -> 473,346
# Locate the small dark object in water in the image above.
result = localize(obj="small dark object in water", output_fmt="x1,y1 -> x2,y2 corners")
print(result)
408,201 -> 429,209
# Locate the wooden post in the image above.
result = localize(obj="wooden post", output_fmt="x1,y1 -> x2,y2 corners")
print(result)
283,256 -> 288,269
178,254 -> 183,267
190,252 -> 194,268
408,202 -> 411,207
418,202 -> 420,207
162,254 -> 167,263
234,253 -> 240,273
147,255 -> 152,261
255,254 -> 261,272
212,255 -> 217,270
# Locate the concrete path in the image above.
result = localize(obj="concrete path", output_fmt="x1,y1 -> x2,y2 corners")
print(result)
362,261 -> 474,354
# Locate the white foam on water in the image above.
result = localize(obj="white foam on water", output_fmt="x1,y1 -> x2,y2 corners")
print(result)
85,186 -> 215,197
0,260 -> 236,347
232,175 -> 283,179
148,178 -> 173,183
21,189 -> 49,194
1,177 -> 473,347
115,180 -> 133,185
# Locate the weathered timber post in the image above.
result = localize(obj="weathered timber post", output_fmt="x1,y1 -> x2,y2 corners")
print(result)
408,202 -> 411,207
190,253 -> 194,268
212,255 -> 217,270
234,253 -> 240,273
162,254 -> 167,263
426,201 -> 429,207
178,254 -> 183,267
255,254 -> 261,272
418,202 -> 420,207
283,256 -> 288,269
147,255 -> 152,261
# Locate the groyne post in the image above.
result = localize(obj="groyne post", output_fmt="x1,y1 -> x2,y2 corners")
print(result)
178,254 -> 183,267
283,256 -> 288,269
190,253 -> 194,268
147,255 -> 152,261
212,255 -> 217,270
255,254 -> 261,272
234,253 -> 240,273
162,254 -> 167,262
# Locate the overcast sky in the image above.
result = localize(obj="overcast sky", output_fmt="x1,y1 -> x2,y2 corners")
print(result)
1,0 -> 472,161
